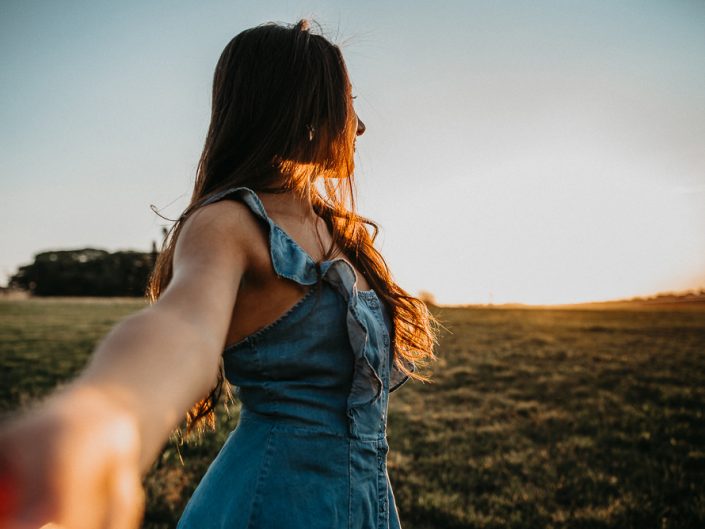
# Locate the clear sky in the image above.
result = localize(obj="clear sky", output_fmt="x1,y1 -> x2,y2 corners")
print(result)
1,0 -> 704,305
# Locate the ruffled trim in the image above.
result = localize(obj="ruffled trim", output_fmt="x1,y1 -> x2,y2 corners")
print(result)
202,186 -> 388,415
389,358 -> 415,393
319,259 -> 383,411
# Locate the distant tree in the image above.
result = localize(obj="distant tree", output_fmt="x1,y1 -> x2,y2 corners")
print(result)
9,248 -> 156,297
418,290 -> 437,307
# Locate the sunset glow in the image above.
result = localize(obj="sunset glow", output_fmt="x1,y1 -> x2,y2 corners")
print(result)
1,1 -> 703,305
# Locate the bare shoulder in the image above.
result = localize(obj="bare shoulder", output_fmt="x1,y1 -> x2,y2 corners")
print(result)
174,198 -> 262,270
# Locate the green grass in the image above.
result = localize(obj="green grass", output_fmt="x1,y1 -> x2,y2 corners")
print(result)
0,297 -> 148,410
1,298 -> 704,528
389,306 -> 705,529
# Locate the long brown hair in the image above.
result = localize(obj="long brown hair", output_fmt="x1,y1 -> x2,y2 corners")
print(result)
147,20 -> 438,435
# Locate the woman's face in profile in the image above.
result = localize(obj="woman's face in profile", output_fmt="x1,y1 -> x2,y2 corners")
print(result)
353,113 -> 365,155
351,88 -> 365,137
356,113 -> 366,136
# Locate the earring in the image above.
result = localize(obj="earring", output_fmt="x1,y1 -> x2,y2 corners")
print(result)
307,125 -> 315,141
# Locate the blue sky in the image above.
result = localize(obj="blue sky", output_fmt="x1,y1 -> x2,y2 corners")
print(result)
1,0 -> 704,304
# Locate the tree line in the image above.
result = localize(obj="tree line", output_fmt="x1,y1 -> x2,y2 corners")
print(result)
9,247 -> 158,297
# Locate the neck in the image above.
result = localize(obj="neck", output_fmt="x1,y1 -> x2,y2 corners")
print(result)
258,181 -> 317,223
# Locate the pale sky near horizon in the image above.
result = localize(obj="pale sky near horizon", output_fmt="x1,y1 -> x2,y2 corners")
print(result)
1,0 -> 704,305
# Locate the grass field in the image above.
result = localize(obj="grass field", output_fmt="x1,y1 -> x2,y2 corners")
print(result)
1,298 -> 704,528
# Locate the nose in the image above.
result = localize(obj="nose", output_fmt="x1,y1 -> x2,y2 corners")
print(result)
356,115 -> 366,136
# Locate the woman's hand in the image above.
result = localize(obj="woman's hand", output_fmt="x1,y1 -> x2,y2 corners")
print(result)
0,385 -> 145,529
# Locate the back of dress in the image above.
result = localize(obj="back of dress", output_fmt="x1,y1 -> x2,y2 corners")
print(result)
176,187 -> 414,529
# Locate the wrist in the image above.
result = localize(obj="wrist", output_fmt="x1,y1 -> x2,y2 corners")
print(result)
46,382 -> 143,459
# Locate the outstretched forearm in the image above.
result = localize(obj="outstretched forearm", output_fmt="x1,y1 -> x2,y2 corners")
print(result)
70,304 -> 223,472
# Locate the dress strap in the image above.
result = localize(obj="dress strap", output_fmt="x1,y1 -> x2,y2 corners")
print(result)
200,186 -> 319,286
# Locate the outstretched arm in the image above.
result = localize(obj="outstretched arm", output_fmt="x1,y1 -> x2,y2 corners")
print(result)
79,200 -> 251,470
0,199 -> 254,529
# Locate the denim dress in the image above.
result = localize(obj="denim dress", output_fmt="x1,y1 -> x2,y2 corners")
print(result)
176,186 -> 415,529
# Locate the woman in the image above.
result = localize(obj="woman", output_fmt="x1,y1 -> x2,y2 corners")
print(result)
0,20 -> 437,529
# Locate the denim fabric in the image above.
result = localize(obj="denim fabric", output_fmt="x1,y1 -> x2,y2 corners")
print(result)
176,187 -> 415,529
